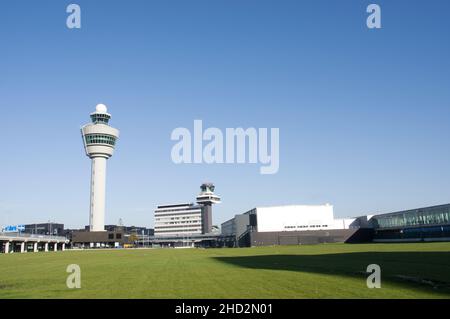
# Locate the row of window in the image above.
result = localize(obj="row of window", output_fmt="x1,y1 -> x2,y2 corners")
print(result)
155,218 -> 200,222
284,225 -> 328,229
154,224 -> 201,229
90,113 -> 110,124
170,217 -> 200,220
85,134 -> 116,146
161,221 -> 201,225
154,210 -> 202,216
155,229 -> 201,234
374,206 -> 450,229
108,233 -> 122,239
375,226 -> 450,239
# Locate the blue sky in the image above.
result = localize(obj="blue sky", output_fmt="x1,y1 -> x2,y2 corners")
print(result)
1,0 -> 449,229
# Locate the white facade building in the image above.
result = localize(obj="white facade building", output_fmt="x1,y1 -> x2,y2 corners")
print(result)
222,204 -> 356,238
154,183 -> 221,237
154,203 -> 203,236
255,204 -> 336,232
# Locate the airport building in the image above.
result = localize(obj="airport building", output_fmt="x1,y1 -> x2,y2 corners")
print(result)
104,225 -> 154,236
371,203 -> 450,242
150,183 -> 221,247
221,203 -> 450,247
154,183 -> 220,237
69,224 -> 153,248
221,204 -> 361,247
71,229 -> 128,248
0,232 -> 69,253
154,203 -> 204,236
23,223 -> 65,236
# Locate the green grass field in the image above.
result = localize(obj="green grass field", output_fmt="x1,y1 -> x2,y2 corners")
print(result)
1,242 -> 450,298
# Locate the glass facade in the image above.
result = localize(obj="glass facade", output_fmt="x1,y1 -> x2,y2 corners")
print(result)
85,134 -> 116,146
200,183 -> 215,193
373,204 -> 450,229
373,225 -> 450,240
90,113 -> 110,124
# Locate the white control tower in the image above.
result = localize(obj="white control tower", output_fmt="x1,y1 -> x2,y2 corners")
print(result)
81,104 -> 119,232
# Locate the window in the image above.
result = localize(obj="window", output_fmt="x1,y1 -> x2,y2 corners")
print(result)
90,113 -> 110,124
375,206 -> 450,229
85,134 -> 116,146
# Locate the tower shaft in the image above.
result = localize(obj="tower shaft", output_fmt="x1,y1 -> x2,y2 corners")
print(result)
89,157 -> 107,231
201,204 -> 213,234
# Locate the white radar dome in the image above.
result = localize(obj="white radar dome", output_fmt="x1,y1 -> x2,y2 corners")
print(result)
95,103 -> 108,113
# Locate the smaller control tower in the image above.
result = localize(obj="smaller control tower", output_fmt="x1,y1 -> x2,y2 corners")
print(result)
196,183 -> 221,234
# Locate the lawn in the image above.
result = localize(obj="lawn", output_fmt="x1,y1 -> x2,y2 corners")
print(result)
0,242 -> 450,298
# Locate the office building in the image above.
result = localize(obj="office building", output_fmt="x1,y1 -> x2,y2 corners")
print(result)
154,183 -> 221,237
154,203 -> 203,236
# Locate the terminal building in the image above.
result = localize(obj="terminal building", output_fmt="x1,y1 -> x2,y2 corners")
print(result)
69,224 -> 153,248
154,183 -> 220,237
152,183 -> 221,247
71,229 -> 128,248
221,204 -> 362,247
23,223 -> 65,236
1,232 -> 69,253
371,203 -> 450,242
154,203 -> 205,236
221,203 -> 450,247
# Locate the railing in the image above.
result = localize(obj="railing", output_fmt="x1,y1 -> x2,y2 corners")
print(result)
0,232 -> 67,241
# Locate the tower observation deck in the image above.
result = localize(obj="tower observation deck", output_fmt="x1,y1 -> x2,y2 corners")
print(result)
81,104 -> 120,232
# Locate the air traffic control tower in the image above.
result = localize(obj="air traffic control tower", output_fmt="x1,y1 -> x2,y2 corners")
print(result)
196,183 -> 221,234
81,104 -> 119,232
